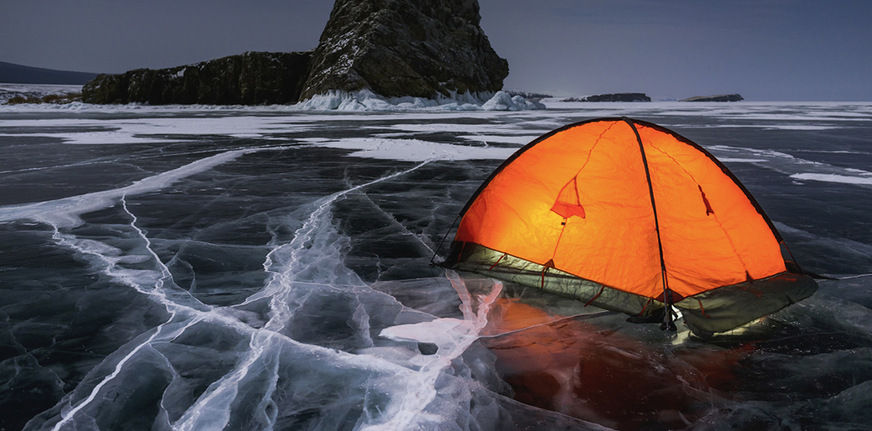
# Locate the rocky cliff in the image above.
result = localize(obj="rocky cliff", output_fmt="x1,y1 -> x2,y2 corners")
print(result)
83,51 -> 309,105
82,0 -> 508,105
301,0 -> 508,99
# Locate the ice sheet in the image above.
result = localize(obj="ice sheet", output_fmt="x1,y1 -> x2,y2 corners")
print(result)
1,103 -> 870,431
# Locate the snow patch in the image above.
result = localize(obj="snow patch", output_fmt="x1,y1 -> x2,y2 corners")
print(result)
791,173 -> 872,186
297,137 -> 516,161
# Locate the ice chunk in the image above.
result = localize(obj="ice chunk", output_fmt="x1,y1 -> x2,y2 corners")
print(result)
380,317 -> 471,346
296,89 -> 543,112
481,91 -> 544,111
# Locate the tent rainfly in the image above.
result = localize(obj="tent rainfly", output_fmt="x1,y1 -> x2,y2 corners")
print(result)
444,118 -> 817,337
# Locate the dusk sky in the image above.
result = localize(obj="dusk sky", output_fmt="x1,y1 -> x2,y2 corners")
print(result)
3,0 -> 870,101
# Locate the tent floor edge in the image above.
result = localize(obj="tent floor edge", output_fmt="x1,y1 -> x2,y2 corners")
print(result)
446,241 -> 664,318
676,272 -> 818,337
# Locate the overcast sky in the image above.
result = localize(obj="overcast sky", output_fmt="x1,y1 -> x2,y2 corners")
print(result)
3,0 -> 870,100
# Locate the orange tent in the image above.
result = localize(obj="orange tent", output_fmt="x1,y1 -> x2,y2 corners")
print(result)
445,118 -> 817,336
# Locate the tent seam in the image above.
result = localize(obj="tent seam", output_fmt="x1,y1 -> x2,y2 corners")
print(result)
643,137 -> 753,282
551,121 -> 619,263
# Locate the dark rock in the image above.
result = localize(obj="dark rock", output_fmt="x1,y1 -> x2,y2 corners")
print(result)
82,51 -> 311,105
301,0 -> 508,100
681,94 -> 744,102
82,73 -> 128,104
417,342 -> 439,355
564,93 -> 651,102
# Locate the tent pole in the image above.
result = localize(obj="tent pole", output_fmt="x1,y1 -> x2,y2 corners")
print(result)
431,213 -> 462,266
623,118 -> 676,331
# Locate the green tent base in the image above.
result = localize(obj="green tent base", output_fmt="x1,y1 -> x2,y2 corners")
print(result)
447,241 -> 817,338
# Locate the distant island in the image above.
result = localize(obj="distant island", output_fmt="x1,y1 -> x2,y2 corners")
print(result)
0,61 -> 96,85
681,94 -> 744,102
563,93 -> 651,102
557,93 -> 745,103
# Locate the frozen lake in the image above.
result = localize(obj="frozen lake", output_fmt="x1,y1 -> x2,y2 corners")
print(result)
1,100 -> 871,430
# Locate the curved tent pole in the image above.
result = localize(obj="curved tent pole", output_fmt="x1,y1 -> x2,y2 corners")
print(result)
624,118 -> 676,331
430,212 -> 462,266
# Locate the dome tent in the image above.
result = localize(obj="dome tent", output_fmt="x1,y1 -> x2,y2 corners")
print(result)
444,118 -> 817,337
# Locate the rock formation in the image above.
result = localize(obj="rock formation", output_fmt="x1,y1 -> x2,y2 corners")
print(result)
300,0 -> 508,99
83,52 -> 309,105
82,0 -> 508,105
681,94 -> 744,102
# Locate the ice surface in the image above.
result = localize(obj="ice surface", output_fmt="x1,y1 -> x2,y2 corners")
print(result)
0,149 -> 252,227
1,102 -> 871,431
706,144 -> 872,189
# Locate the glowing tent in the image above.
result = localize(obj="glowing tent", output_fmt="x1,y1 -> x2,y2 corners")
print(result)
445,118 -> 817,336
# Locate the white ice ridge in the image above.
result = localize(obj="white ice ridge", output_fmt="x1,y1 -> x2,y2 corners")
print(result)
173,161 -> 436,430
238,159 -> 433,310
48,193 -> 252,430
0,146 -> 291,228
48,164 -> 434,430
51,314 -> 199,431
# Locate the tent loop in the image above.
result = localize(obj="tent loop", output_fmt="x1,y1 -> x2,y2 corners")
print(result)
488,253 -> 506,270
584,286 -> 605,307
541,259 -> 556,288
638,297 -> 654,316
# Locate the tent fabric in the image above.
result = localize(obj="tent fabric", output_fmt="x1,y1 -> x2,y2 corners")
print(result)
446,118 -> 816,335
